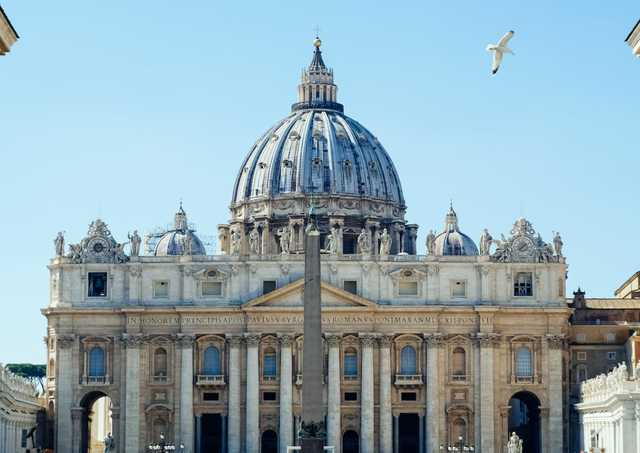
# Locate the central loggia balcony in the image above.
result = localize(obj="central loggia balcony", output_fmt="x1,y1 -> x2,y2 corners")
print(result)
196,375 -> 226,387
394,374 -> 423,388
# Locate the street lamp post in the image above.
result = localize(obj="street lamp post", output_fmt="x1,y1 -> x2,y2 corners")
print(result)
147,432 -> 181,453
440,435 -> 475,452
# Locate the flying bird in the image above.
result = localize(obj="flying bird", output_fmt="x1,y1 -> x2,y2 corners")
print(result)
486,31 -> 515,76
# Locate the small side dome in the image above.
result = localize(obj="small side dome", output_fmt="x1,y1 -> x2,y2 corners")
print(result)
434,205 -> 478,256
154,204 -> 206,256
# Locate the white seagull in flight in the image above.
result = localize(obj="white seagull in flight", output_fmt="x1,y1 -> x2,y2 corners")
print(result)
486,31 -> 515,76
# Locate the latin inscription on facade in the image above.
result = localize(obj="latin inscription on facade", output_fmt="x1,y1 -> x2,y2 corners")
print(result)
127,316 -> 493,325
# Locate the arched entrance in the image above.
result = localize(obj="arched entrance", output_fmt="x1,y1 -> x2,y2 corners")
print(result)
508,392 -> 541,453
261,429 -> 278,453
79,391 -> 112,453
342,430 -> 359,453
399,414 -> 420,453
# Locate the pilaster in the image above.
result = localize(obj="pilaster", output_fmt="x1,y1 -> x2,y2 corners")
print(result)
546,334 -> 564,453
278,333 -> 295,453
122,333 -> 147,453
477,333 -> 500,453
226,334 -> 243,453
424,333 -> 445,453
359,333 -> 375,453
378,334 -> 394,453
174,334 -> 196,453
326,333 -> 342,453
56,334 -> 75,453
245,333 -> 262,453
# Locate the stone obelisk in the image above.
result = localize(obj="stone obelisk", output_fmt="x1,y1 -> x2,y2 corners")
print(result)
300,206 -> 325,453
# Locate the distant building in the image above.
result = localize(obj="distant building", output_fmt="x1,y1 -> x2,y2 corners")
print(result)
615,270 -> 640,299
627,19 -> 640,58
0,4 -> 19,56
0,363 -> 43,453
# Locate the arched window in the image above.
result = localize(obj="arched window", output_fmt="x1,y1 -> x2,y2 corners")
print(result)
516,347 -> 532,377
89,347 -> 105,377
452,347 -> 466,377
154,348 -> 167,376
400,346 -> 416,375
204,346 -> 221,375
153,419 -> 166,443
263,348 -> 276,376
344,348 -> 357,376
454,418 -> 467,443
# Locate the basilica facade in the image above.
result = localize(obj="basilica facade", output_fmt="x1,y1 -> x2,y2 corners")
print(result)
44,39 -> 571,453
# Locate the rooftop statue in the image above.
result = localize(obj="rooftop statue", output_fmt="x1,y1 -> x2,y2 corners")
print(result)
278,226 -> 292,254
425,230 -> 435,255
553,232 -> 563,257
230,230 -> 241,255
128,230 -> 141,256
54,232 -> 65,256
379,228 -> 392,255
183,230 -> 194,255
249,228 -> 259,254
357,228 -> 372,254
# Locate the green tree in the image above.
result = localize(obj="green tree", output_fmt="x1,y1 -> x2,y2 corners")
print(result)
5,363 -> 46,394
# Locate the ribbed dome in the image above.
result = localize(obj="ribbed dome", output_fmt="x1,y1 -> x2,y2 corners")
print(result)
154,230 -> 206,256
434,205 -> 478,256
231,110 -> 404,205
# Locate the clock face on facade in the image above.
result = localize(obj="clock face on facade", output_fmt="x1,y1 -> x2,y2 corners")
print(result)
88,237 -> 110,257
513,237 -> 534,257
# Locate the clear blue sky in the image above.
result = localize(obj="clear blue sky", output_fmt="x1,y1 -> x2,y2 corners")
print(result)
1,0 -> 639,364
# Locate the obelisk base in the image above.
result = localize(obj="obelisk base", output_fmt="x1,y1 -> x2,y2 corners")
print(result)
300,438 -> 325,453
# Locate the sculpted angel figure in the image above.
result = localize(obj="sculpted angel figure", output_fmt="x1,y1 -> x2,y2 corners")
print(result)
379,228 -> 392,255
425,230 -> 436,255
357,228 -> 371,254
66,244 -> 83,263
112,242 -> 129,263
54,232 -> 65,256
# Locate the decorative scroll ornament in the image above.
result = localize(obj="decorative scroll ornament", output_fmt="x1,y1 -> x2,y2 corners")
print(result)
57,334 -> 75,349
359,333 -> 376,347
278,333 -> 296,348
424,333 -> 446,348
476,265 -> 490,276
281,264 -> 290,275
171,334 -> 195,349
129,266 -> 143,277
325,334 -> 342,347
427,266 -> 439,277
476,333 -> 501,348
244,333 -> 262,347
122,333 -> 149,349
492,217 -> 558,264
299,420 -> 326,439
226,334 -> 243,347
545,334 -> 565,349
378,333 -> 394,348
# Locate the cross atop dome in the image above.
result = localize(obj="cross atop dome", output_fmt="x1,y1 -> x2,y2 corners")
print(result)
294,37 -> 342,113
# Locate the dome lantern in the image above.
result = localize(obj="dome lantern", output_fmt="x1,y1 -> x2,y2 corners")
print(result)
294,37 -> 343,113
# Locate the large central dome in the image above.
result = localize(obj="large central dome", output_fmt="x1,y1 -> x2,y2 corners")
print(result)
221,39 -> 417,256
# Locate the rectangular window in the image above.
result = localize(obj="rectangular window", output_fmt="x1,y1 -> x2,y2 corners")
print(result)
344,355 -> 357,376
606,352 -> 617,360
398,281 -> 418,296
22,429 -> 27,448
88,272 -> 107,297
401,392 -> 417,401
607,333 -> 615,341
154,281 -> 169,298
263,280 -> 277,295
343,238 -> 355,254
451,280 -> 466,297
263,391 -> 277,401
264,355 -> 277,376
344,392 -> 358,401
203,392 -> 219,401
578,368 -> 587,382
577,333 -> 586,341
343,281 -> 358,295
202,282 -> 222,296
514,272 -> 533,296
577,352 -> 587,360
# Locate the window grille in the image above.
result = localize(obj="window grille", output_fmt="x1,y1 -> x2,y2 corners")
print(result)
516,347 -> 532,377
204,346 -> 220,375
89,347 -> 105,377
400,346 -> 416,375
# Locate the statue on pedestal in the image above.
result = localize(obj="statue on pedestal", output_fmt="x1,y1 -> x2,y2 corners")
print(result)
54,232 -> 65,256
553,232 -> 563,257
325,227 -> 340,254
278,226 -> 292,254
128,231 -> 141,256
426,230 -> 436,255
183,230 -> 194,255
507,432 -> 523,453
357,228 -> 371,254
379,228 -> 392,255
103,432 -> 116,453
479,229 -> 493,255
249,228 -> 259,254
230,230 -> 241,255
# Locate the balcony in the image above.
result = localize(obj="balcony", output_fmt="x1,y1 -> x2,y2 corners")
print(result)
83,376 -> 110,386
394,375 -> 423,388
295,374 -> 325,387
451,374 -> 467,382
514,376 -> 534,384
150,375 -> 171,385
342,375 -> 359,381
261,375 -> 279,382
196,375 -> 226,387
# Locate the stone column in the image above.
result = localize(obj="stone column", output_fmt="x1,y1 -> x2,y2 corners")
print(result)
110,408 -> 121,453
360,333 -> 375,453
279,333 -> 295,453
245,333 -> 261,453
226,335 -> 243,453
379,334 -> 394,453
425,334 -> 444,453
195,413 -> 202,453
477,266 -> 490,302
71,409 -> 84,453
326,334 -> 342,453
477,333 -> 500,453
546,335 -> 564,453
472,337 -> 481,451
418,413 -> 425,453
56,335 -> 74,453
173,334 -> 196,452
294,413 -> 301,446
220,413 -> 227,453
123,334 -> 147,453
393,413 -> 400,453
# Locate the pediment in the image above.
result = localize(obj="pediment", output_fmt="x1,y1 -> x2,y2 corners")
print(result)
242,279 -> 378,309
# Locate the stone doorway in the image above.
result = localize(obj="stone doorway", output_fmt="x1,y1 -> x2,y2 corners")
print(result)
79,391 -> 112,453
399,413 -> 420,453
508,392 -> 541,453
201,414 -> 223,453
261,429 -> 278,453
342,430 -> 359,453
